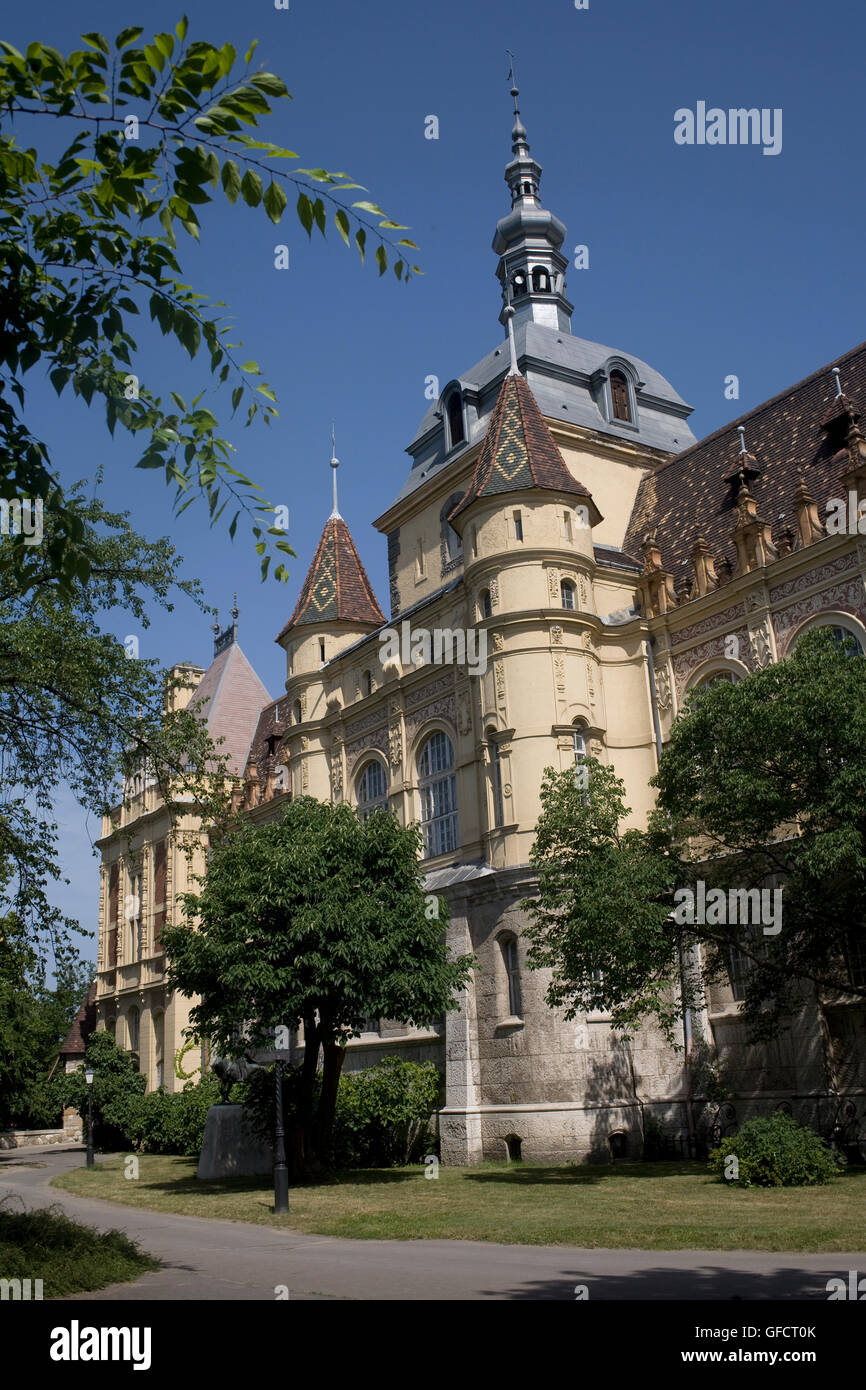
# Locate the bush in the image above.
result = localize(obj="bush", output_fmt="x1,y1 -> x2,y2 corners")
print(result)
62,1032 -> 146,1150
137,1075 -> 222,1156
708,1111 -> 845,1187
242,1055 -> 441,1170
330,1058 -> 441,1168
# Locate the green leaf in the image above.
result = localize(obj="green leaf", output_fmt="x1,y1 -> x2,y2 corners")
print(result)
352,200 -> 388,217
244,39 -> 259,65
393,259 -> 404,280
240,361 -> 261,374
263,180 -> 287,224
257,385 -> 277,402
355,227 -> 366,263
220,159 -> 242,204
376,245 -> 387,277
240,169 -> 262,207
296,192 -> 313,236
81,32 -> 110,55
115,27 -> 144,49
154,33 -> 175,59
175,16 -> 189,41
334,209 -> 350,247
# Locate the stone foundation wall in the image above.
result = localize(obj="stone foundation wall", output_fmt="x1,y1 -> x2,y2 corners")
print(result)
0,1128 -> 76,1150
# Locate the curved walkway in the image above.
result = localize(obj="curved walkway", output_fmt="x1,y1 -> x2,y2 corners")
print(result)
1,1148 -> 862,1302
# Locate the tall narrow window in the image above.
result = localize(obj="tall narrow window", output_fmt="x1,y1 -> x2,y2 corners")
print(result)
513,510 -> 523,541
127,1006 -> 140,1055
418,731 -> 458,858
563,511 -> 573,542
561,579 -> 575,610
363,669 -> 373,697
153,1012 -> 165,1089
356,759 -> 388,820
447,392 -> 464,448
488,731 -> 504,828
107,862 -> 119,969
531,266 -> 549,292
573,725 -> 587,763
480,588 -> 492,619
471,526 -> 478,558
152,841 -> 167,953
610,369 -> 632,423
501,936 -> 522,1018
319,640 -> 326,664
293,699 -> 302,723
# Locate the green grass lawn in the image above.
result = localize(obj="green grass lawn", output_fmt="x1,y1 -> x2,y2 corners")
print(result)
53,1156 -> 866,1251
0,1200 -> 158,1298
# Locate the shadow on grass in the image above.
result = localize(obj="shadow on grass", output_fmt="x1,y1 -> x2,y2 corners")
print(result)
463,1160 -> 708,1185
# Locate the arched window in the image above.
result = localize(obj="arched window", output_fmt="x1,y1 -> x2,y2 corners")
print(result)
695,670 -> 738,690
531,266 -> 549,293
480,588 -> 492,619
363,669 -> 373,697
447,392 -> 464,448
500,935 -> 522,1018
488,729 -> 504,829
356,759 -> 388,820
560,579 -> 576,610
829,625 -> 864,655
418,731 -> 458,858
512,271 -> 527,298
293,699 -> 302,723
573,724 -> 587,763
610,369 -> 632,423
153,1012 -> 165,1089
127,1006 -> 139,1055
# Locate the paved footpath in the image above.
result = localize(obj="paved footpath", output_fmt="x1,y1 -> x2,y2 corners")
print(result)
1,1148 -> 863,1302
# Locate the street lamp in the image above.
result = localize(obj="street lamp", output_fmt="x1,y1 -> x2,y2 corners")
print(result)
274,1058 -> 289,1215
84,1067 -> 95,1169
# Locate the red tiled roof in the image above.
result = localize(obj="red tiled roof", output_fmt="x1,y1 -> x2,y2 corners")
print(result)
60,981 -> 97,1057
449,372 -> 600,523
277,516 -> 385,640
187,642 -> 272,775
624,341 -> 866,579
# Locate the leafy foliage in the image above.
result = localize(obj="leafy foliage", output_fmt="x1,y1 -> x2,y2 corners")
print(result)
0,912 -> 92,1128
523,631 -> 866,1043
0,1200 -> 158,1297
136,1074 -> 223,1155
62,1031 -> 146,1150
0,491 -> 231,964
0,20 -> 420,590
242,1056 -> 440,1170
522,759 -> 682,1040
164,798 -> 473,1169
708,1111 -> 844,1187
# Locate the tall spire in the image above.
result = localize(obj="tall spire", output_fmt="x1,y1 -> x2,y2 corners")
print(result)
329,424 -> 340,519
493,59 -> 573,337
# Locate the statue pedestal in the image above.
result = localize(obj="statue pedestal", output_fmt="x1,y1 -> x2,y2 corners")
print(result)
196,1104 -> 273,1180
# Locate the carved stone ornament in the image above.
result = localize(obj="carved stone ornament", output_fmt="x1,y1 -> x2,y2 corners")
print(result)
748,620 -> 774,669
654,662 -> 673,713
547,568 -> 560,600
551,624 -> 563,645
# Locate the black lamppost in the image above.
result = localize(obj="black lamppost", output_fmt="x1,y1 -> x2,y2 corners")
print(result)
274,1058 -> 289,1213
84,1066 -> 95,1169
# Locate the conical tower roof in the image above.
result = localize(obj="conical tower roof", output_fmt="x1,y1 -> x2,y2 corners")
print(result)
277,515 -> 385,641
187,639 -> 272,775
448,372 -> 601,525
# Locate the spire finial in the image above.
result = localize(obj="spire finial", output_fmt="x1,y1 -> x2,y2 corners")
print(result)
501,262 -> 520,376
832,367 -> 844,398
737,425 -> 748,455
507,50 -> 519,113
230,592 -> 239,634
329,423 -> 340,519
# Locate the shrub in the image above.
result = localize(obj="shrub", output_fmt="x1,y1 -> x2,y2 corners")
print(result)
242,1055 -> 441,1170
330,1058 -> 441,1168
137,1075 -> 222,1156
62,1032 -> 146,1150
708,1111 -> 844,1187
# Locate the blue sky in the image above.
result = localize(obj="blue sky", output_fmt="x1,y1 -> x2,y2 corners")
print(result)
7,0 -> 866,954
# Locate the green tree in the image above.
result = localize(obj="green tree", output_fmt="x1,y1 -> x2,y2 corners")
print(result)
522,629 -> 866,1044
62,1030 -> 146,1149
163,799 -> 473,1172
0,911 -> 93,1127
0,488 -> 231,962
0,19 -> 419,592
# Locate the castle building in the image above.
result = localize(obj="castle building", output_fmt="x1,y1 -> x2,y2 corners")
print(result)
94,87 -> 866,1164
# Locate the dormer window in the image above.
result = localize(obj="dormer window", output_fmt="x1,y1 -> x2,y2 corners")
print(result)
610,369 -> 632,423
447,392 -> 464,448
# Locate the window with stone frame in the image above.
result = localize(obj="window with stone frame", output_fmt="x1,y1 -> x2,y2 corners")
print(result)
500,934 -> 523,1019
440,492 -> 464,575
152,840 -> 167,954
418,730 -> 459,858
106,862 -> 119,968
447,392 -> 464,448
488,729 -> 504,829
356,758 -> 388,821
